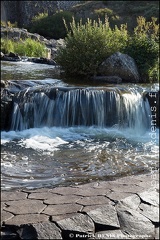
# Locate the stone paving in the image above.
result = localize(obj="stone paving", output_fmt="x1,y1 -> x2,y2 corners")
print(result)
1,171 -> 159,239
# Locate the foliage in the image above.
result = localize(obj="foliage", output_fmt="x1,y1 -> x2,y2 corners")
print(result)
1,21 -> 18,28
1,38 -> 47,57
55,17 -> 128,77
124,17 -> 159,82
29,11 -> 74,39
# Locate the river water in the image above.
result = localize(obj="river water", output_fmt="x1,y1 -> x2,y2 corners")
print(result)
1,61 -> 159,190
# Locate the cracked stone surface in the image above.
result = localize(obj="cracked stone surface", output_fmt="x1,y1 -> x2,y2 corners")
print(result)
57,213 -> 95,234
1,171 -> 159,239
87,204 -> 120,229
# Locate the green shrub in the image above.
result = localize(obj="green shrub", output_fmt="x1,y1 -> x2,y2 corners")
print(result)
29,11 -> 74,39
1,38 -> 14,54
123,17 -> 159,82
55,17 -> 128,77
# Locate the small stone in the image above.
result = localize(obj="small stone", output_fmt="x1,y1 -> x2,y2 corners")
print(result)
87,204 -> 120,229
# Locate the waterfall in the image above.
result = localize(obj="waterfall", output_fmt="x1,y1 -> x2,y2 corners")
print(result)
10,87 -> 151,132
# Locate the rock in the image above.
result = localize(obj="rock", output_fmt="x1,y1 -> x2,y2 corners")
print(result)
44,195 -> 81,205
1,211 -> 14,225
90,76 -> 122,84
137,189 -> 159,206
57,213 -> 94,235
118,194 -> 141,210
31,222 -> 62,239
1,89 -> 13,131
4,214 -> 49,226
30,57 -> 57,65
49,186 -> 79,195
1,51 -> 4,58
1,191 -> 27,201
42,204 -> 82,216
76,196 -> 111,206
4,199 -> 46,215
28,192 -> 58,200
116,203 -> 155,238
138,203 -> 159,223
98,52 -> 140,82
87,204 -> 120,229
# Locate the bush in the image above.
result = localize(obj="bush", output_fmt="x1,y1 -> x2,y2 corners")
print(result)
55,17 -> 128,77
123,17 -> 159,82
29,11 -> 74,39
1,38 -> 47,57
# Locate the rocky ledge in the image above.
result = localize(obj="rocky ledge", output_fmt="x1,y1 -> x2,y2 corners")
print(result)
1,171 -> 159,239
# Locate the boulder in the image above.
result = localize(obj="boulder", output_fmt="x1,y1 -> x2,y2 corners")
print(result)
97,52 -> 140,83
90,75 -> 122,84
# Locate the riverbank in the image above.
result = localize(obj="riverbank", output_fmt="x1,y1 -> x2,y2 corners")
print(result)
1,170 -> 159,239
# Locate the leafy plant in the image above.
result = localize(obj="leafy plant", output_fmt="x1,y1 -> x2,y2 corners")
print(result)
56,17 -> 128,77
1,38 -> 47,57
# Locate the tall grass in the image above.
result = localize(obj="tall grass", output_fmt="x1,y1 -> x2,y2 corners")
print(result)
1,38 -> 47,57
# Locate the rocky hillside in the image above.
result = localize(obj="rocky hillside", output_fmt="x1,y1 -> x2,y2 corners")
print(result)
70,1 -> 159,32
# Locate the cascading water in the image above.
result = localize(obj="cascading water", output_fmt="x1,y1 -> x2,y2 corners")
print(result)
1,61 -> 159,190
11,87 -> 151,133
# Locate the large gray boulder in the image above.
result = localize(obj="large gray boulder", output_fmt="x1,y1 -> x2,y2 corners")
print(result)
98,52 -> 140,83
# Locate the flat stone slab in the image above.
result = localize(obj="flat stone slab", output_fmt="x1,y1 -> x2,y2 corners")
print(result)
76,196 -> 111,206
32,222 -> 62,239
57,213 -> 94,234
4,199 -> 46,215
1,211 -> 14,224
44,195 -> 81,205
87,204 -> 120,229
138,203 -> 159,223
5,214 -> 49,226
116,203 -> 155,238
137,189 -> 159,206
1,172 -> 159,239
42,203 -> 82,216
1,191 -> 27,201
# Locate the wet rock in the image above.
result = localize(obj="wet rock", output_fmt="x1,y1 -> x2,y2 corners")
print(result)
42,203 -> 82,216
57,213 -> 94,235
98,52 -> 140,82
4,199 -> 46,215
29,57 -> 57,65
87,204 -> 120,229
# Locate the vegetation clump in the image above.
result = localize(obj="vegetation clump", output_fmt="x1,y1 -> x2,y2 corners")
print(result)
1,38 -> 47,57
55,16 -> 159,82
